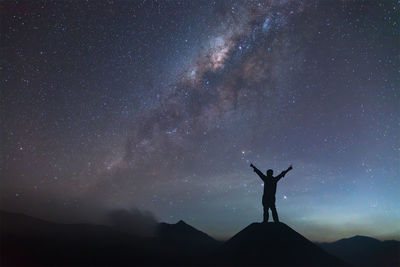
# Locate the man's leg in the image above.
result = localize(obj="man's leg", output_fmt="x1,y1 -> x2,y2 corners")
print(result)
263,205 -> 269,223
271,204 -> 279,223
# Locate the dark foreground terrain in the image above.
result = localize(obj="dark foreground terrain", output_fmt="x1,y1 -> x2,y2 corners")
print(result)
1,211 -> 398,266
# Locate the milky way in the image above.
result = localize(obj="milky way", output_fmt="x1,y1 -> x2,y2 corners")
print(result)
2,0 -> 399,241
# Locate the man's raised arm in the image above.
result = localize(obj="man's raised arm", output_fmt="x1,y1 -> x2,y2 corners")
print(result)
250,163 -> 264,180
276,165 -> 293,181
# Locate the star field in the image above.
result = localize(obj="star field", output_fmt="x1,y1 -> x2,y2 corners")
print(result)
2,0 -> 399,241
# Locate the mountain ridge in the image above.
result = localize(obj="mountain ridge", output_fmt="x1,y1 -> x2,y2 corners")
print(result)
318,234 -> 400,266
1,210 -> 398,266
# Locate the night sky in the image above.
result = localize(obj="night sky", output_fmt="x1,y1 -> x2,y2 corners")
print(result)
2,0 -> 399,242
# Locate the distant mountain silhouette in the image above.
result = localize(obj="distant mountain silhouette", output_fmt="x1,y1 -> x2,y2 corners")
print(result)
215,222 -> 345,266
157,220 -> 220,248
318,235 -> 400,266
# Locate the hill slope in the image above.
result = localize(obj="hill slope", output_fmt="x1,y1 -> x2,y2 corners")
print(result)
0,210 -> 154,266
215,222 -> 345,266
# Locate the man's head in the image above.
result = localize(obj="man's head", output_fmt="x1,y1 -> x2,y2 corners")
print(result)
266,169 -> 273,176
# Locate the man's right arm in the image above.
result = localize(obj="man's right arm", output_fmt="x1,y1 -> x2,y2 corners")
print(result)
250,163 -> 264,180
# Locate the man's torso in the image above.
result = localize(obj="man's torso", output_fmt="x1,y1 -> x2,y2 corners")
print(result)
263,177 -> 277,202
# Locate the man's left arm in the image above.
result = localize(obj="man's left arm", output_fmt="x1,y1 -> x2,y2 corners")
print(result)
276,165 -> 293,181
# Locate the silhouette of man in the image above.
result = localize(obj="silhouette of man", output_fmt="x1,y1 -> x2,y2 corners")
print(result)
250,163 -> 293,223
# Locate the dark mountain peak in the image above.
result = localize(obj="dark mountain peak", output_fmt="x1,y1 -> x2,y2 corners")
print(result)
158,220 -> 194,232
227,222 -> 313,245
350,235 -> 379,242
155,219 -> 220,265
157,220 -> 218,247
333,235 -> 382,246
228,222 -> 302,243
216,222 -> 344,266
353,234 -> 368,238
175,220 -> 191,229
239,221 -> 291,232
